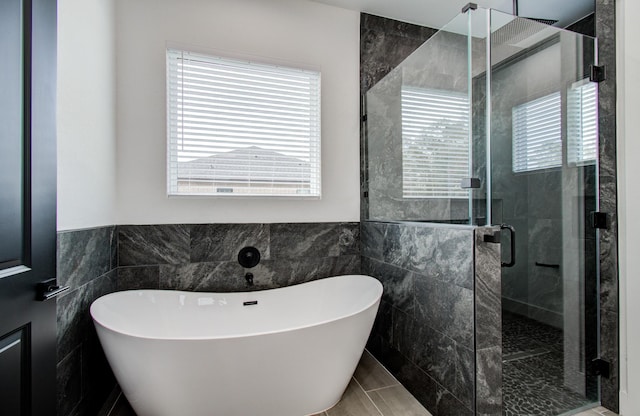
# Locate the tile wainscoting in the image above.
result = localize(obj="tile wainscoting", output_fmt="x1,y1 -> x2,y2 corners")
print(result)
117,222 -> 360,292
57,226 -> 118,416
56,222 -> 360,416
361,221 -> 502,416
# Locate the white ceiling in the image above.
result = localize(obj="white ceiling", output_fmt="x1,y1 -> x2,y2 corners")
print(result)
309,0 -> 594,30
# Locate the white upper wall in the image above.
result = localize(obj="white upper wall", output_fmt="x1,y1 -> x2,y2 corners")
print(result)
57,0 -> 117,231
617,1 -> 640,414
115,0 -> 360,224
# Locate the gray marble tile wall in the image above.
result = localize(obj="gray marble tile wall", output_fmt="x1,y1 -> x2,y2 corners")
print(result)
360,13 -> 437,221
56,226 -> 118,416
595,0 -> 619,411
364,21 -> 472,223
360,13 -> 437,101
117,222 -> 360,291
362,220 -> 478,416
474,227 -> 502,416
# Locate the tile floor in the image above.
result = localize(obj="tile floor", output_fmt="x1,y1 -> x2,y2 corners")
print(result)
318,350 -> 431,416
573,406 -> 618,416
104,348 -> 618,416
105,349 -> 432,416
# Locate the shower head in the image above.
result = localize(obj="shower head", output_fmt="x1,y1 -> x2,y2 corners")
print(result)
512,0 -> 559,27
490,15 -> 559,66
526,17 -> 559,26
491,16 -> 554,49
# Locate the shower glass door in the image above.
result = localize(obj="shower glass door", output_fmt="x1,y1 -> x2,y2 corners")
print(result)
486,9 -> 600,415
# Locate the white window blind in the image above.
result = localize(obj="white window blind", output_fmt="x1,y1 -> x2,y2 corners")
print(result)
568,81 -> 598,165
512,92 -> 562,173
401,87 -> 470,199
167,49 -> 321,196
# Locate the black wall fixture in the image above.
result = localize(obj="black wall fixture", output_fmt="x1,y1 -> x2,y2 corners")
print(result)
238,246 -> 260,268
513,0 -> 559,25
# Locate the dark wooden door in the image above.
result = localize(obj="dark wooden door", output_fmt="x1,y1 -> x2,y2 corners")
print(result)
0,0 -> 58,415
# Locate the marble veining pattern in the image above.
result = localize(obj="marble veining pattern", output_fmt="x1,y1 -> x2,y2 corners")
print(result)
57,226 -> 116,291
595,0 -> 619,411
363,15 -> 473,223
56,265 -> 118,416
362,256 -> 415,315
159,261 -> 245,292
190,223 -> 270,263
57,347 -> 81,416
270,222 -> 359,259
362,222 -> 503,416
117,222 -> 360,291
116,266 -> 159,291
373,222 -> 474,291
360,12 -> 437,221
414,275 -> 474,348
474,227 -> 502,350
57,270 -> 117,360
361,221 -> 386,259
474,227 -> 502,416
360,13 -> 437,95
476,346 -> 502,416
158,255 -> 360,292
118,224 -> 190,266
362,219 -> 478,415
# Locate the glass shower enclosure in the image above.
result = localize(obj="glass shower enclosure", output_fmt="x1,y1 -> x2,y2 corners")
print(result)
364,6 -> 599,415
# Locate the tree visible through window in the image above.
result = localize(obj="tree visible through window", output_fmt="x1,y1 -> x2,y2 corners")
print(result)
166,49 -> 321,196
401,86 -> 470,199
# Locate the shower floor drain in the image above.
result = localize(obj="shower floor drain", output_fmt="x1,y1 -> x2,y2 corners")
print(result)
503,347 -> 550,363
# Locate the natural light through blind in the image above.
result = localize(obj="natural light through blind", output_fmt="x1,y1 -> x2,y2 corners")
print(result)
167,49 -> 321,196
568,81 -> 598,165
401,87 -> 470,199
512,92 -> 562,173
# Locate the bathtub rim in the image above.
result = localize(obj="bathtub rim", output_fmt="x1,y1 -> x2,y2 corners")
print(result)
90,274 -> 383,342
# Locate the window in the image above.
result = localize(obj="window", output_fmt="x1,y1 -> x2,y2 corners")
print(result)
568,81 -> 598,165
166,49 -> 321,196
512,81 -> 597,173
512,91 -> 562,173
401,86 -> 470,199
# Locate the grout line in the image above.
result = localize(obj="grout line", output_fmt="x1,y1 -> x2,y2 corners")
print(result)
105,391 -> 122,416
352,377 -> 384,416
363,348 -> 402,384
366,384 -> 401,393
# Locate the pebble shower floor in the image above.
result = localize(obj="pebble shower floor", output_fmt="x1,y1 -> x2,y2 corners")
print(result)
502,311 -> 596,416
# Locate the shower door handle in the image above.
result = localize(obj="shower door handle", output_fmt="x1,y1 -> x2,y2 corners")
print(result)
501,224 -> 516,268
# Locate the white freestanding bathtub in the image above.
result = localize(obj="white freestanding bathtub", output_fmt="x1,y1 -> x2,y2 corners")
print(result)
90,274 -> 382,416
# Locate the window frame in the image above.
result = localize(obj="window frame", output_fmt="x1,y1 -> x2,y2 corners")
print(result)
166,48 -> 322,198
567,79 -> 598,167
512,91 -> 563,174
511,81 -> 598,174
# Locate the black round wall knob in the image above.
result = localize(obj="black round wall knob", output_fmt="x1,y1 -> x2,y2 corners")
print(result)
238,246 -> 261,268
